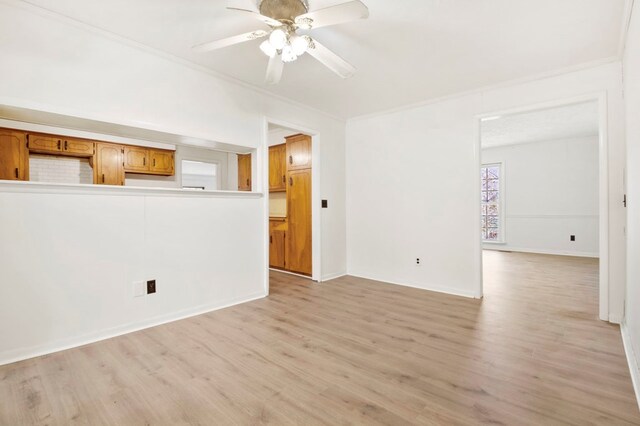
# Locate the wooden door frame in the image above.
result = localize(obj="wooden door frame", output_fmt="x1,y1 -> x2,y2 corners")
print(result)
474,91 -> 610,321
262,117 -> 321,292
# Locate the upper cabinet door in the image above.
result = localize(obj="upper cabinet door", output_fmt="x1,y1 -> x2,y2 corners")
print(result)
286,134 -> 312,171
124,146 -> 150,173
237,153 -> 252,191
95,143 -> 124,185
269,144 -> 286,192
0,129 -> 28,181
149,150 -> 174,175
28,133 -> 62,154
62,138 -> 94,157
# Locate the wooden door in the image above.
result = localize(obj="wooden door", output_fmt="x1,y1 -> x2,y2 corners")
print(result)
95,143 -> 124,185
124,146 -> 150,173
149,150 -> 174,175
237,154 -> 252,191
62,138 -> 94,157
28,133 -> 62,154
0,129 -> 28,181
269,144 -> 286,192
269,220 -> 286,269
286,134 -> 312,171
286,169 -> 312,275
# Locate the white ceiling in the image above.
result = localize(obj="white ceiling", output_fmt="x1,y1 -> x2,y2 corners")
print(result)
19,0 -> 628,119
481,101 -> 599,148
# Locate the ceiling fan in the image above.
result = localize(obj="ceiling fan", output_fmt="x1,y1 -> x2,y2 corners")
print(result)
193,0 -> 369,84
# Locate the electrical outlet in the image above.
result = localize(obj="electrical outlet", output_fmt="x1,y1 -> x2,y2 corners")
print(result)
416,258 -> 421,266
570,235 -> 576,242
133,281 -> 145,298
147,280 -> 156,294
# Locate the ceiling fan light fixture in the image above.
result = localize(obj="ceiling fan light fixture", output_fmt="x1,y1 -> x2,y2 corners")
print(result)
269,28 -> 288,50
281,44 -> 298,63
290,35 -> 310,56
260,39 -> 277,57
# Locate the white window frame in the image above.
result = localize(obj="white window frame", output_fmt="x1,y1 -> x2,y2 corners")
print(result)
481,162 -> 506,244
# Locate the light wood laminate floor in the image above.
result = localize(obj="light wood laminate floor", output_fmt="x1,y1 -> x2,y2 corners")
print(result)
1,251 -> 639,425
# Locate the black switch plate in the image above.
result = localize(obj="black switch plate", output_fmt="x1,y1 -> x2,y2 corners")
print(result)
322,200 -> 328,208
570,235 -> 576,242
147,280 -> 156,294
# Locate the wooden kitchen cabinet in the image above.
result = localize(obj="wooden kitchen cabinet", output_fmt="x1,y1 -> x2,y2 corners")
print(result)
150,150 -> 174,175
285,134 -> 312,171
0,129 -> 28,181
95,143 -> 124,185
124,146 -> 149,173
124,147 -> 174,176
237,153 -> 252,191
27,133 -> 62,154
286,169 -> 312,275
28,134 -> 94,157
269,219 -> 287,269
269,143 -> 287,192
62,138 -> 94,157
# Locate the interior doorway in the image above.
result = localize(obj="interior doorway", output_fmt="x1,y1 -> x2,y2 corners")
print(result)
265,121 -> 318,284
478,99 -> 605,318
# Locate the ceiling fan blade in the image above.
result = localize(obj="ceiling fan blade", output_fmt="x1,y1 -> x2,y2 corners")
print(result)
193,30 -> 268,52
295,0 -> 369,29
265,55 -> 284,85
307,38 -> 356,79
226,0 -> 283,27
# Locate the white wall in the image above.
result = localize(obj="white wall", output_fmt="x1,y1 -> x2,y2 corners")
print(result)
347,62 -> 626,318
0,1 -> 346,364
268,129 -> 296,147
0,185 -> 264,364
623,0 -> 640,401
482,136 -> 599,257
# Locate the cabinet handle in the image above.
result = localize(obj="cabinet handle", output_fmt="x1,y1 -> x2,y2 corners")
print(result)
246,178 -> 250,187
289,155 -> 293,165
143,157 -> 146,166
270,236 -> 273,244
102,174 -> 105,183
15,168 -> 19,179
153,158 -> 156,167
57,140 -> 61,150
64,140 -> 68,151
289,177 -> 293,186
282,175 -> 285,183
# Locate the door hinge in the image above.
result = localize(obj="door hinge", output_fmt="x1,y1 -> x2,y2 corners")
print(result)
624,194 -> 627,208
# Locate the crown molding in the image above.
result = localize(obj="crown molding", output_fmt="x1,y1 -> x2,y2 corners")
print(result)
4,0 -> 630,123
348,56 -> 621,122
619,0 -> 636,58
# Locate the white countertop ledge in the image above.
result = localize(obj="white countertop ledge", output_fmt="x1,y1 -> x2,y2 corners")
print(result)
0,181 -> 264,198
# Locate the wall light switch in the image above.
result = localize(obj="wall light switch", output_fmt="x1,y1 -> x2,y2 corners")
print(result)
133,281 -> 145,298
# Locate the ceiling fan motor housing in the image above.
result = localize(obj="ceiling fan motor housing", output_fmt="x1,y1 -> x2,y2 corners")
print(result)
259,0 -> 309,23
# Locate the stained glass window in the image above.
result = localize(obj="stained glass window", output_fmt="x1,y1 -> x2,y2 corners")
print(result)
481,164 -> 502,242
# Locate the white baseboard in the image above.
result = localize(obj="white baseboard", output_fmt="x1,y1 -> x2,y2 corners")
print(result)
483,246 -> 599,258
621,322 -> 640,411
321,272 -> 348,282
610,313 -> 624,325
347,272 -> 478,299
0,291 -> 267,367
